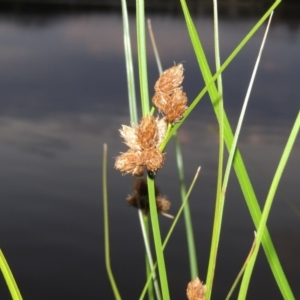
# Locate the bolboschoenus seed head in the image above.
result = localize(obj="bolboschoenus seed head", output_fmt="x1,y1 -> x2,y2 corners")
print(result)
152,63 -> 188,123
154,63 -> 184,94
115,116 -> 167,175
186,277 -> 206,300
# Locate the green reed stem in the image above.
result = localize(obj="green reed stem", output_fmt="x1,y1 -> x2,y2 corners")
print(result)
103,144 -> 122,300
238,110 -> 300,299
147,176 -> 170,300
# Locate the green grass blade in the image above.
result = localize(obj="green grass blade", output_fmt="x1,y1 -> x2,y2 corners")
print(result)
147,177 -> 170,300
136,0 -> 150,116
103,144 -> 122,300
0,249 -> 23,300
238,111 -> 300,300
138,210 -> 162,300
212,0 -> 225,226
147,19 -> 199,279
160,0 -> 281,148
121,0 -> 138,124
122,3 -> 161,299
206,11 -> 273,298
225,236 -> 256,300
173,134 -> 198,279
147,19 -> 163,75
178,0 -> 294,299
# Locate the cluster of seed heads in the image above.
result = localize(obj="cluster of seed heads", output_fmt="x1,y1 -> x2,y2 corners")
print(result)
115,64 -> 188,176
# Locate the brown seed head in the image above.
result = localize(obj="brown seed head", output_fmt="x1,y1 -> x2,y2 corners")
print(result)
156,196 -> 171,213
137,115 -> 158,149
155,117 -> 167,147
120,124 -> 140,151
186,277 -> 206,300
152,92 -> 172,113
164,89 -> 188,123
141,148 -> 165,172
154,64 -> 184,94
114,150 -> 143,175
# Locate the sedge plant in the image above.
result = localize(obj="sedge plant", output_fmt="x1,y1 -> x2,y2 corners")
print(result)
104,0 -> 298,299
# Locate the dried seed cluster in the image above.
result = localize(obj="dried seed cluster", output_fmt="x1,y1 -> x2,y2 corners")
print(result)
115,64 -> 188,176
115,116 -> 167,175
152,64 -> 188,123
126,178 -> 171,217
186,277 -> 206,300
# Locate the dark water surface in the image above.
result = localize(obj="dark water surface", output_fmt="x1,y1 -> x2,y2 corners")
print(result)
0,3 -> 299,300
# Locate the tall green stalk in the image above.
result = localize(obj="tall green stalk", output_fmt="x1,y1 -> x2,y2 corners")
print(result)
238,111 -> 300,299
178,0 -> 294,298
103,144 -> 122,300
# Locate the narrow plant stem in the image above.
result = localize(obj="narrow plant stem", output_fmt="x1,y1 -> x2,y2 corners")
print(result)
138,210 -> 162,300
207,13 -> 272,298
103,144 -> 122,300
136,0 -> 150,115
225,235 -> 256,300
174,133 -> 198,279
238,111 -> 300,300
147,176 -> 170,300
121,0 -> 138,124
139,167 -> 201,300
178,2 -> 294,298
206,0 -> 225,295
144,215 -> 154,300
0,249 -> 23,300
147,19 -> 163,75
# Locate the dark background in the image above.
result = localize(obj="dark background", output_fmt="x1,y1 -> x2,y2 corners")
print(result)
0,1 -> 299,299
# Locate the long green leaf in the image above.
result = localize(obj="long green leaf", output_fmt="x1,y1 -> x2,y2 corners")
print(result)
147,177 -> 170,300
136,0 -> 150,115
238,110 -> 300,299
121,0 -> 138,124
0,249 -> 23,300
179,0 -> 294,299
139,167 -> 201,300
103,144 -> 122,300
207,10 -> 274,297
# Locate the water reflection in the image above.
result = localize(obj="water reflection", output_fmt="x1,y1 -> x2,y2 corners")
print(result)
0,4 -> 299,299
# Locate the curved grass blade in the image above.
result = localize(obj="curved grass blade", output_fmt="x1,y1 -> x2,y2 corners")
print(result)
206,11 -> 274,298
238,111 -> 300,300
225,235 -> 256,300
0,249 -> 23,300
179,0 -> 294,299
178,1 -> 294,299
103,144 -> 122,300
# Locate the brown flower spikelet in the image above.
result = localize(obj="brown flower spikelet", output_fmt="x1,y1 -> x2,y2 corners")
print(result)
120,124 -> 140,151
156,117 -> 167,147
164,89 -> 188,123
126,179 -> 171,215
115,150 -> 143,175
141,148 -> 165,172
115,116 -> 167,175
156,196 -> 171,214
152,92 -> 172,113
154,64 -> 184,94
137,115 -> 158,149
186,277 -> 206,300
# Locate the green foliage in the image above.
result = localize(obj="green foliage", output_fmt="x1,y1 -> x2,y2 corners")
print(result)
0,249 -> 23,300
104,0 -> 298,299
